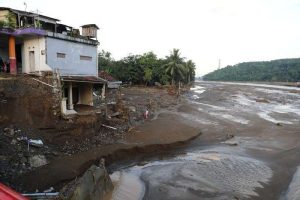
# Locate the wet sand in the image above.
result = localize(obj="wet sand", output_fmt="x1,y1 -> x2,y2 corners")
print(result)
16,81 -> 300,199
110,81 -> 300,200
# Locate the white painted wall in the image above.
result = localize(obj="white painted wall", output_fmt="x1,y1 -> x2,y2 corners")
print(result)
22,37 -> 52,73
46,37 -> 98,76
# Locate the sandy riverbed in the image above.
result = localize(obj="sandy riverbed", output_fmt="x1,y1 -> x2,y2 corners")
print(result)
109,81 -> 300,200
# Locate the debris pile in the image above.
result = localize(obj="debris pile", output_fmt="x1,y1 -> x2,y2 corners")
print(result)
0,126 -> 50,190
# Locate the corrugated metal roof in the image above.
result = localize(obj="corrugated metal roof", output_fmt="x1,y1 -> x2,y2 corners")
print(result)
81,24 -> 99,29
98,71 -> 117,82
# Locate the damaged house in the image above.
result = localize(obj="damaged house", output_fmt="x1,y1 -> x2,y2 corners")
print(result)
0,7 -> 106,115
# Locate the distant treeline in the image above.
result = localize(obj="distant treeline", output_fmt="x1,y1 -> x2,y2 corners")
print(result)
98,49 -> 196,86
203,58 -> 300,82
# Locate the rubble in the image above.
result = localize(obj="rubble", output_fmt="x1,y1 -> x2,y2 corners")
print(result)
28,139 -> 44,148
4,127 -> 15,137
60,165 -> 113,200
29,155 -> 48,168
128,106 -> 136,112
110,112 -> 120,117
221,139 -> 238,146
102,124 -> 117,130
0,85 -> 180,193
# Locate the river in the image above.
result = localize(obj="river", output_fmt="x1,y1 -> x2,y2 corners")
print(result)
108,81 -> 300,200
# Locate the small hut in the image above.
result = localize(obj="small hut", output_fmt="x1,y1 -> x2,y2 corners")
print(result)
81,24 -> 99,39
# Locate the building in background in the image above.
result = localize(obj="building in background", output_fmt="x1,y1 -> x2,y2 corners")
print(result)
0,7 -> 106,115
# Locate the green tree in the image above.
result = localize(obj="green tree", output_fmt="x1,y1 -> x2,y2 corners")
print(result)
0,12 -> 17,28
164,49 -> 185,85
185,60 -> 196,84
143,67 -> 153,85
203,58 -> 300,82
98,50 -> 114,72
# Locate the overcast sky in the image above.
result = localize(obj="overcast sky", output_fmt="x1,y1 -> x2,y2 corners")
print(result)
2,0 -> 300,76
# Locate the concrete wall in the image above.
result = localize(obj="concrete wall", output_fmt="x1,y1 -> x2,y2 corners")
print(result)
78,83 -> 93,106
22,37 -> 52,73
46,37 -> 98,76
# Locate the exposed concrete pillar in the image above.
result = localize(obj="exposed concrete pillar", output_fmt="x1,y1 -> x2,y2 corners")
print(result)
8,36 -> 17,74
68,82 -> 74,110
101,84 -> 106,100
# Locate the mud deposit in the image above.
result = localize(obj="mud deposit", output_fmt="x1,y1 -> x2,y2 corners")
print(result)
109,81 -> 300,200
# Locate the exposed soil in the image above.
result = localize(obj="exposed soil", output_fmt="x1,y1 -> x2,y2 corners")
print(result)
3,79 -> 300,200
0,79 -> 200,194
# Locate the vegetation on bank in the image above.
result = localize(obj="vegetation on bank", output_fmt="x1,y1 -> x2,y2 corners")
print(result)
98,49 -> 196,85
203,58 -> 300,82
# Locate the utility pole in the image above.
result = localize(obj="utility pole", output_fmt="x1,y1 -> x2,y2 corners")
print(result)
218,59 -> 221,70
23,2 -> 27,12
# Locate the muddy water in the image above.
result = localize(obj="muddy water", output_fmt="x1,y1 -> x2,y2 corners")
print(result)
109,82 -> 300,200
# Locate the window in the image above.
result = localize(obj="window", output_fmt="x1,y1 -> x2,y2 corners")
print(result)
57,53 -> 66,58
80,55 -> 92,61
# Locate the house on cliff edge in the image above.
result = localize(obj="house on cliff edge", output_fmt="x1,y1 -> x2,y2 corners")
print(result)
0,7 -> 106,115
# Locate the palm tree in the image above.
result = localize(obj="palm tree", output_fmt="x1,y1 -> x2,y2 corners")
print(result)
164,49 -> 185,85
185,60 -> 196,84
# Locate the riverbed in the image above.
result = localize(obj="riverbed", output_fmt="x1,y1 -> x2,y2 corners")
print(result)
109,81 -> 300,200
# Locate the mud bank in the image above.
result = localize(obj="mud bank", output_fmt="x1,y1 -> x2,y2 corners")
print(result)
17,113 -> 201,192
18,135 -> 200,192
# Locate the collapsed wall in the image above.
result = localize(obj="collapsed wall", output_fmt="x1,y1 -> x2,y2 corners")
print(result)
0,73 -> 106,145
0,73 -> 61,128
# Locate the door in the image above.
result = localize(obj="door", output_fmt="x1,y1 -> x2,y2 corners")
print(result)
29,51 -> 35,72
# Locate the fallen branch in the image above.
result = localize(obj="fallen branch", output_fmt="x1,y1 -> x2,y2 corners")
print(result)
101,124 -> 117,130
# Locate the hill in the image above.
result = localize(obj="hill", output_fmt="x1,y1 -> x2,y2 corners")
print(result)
203,58 -> 300,82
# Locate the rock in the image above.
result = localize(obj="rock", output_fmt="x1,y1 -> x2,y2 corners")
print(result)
11,139 -> 17,145
276,123 -> 282,126
255,98 -> 270,103
20,157 -> 27,163
110,112 -> 120,117
68,165 -> 113,200
4,127 -> 14,137
43,187 -> 54,193
226,133 -> 234,139
128,106 -> 136,112
17,136 -> 28,141
155,82 -> 162,86
222,139 -> 238,146
29,155 -> 48,168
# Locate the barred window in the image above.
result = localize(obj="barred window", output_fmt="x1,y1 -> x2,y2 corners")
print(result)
80,55 -> 92,61
57,53 -> 66,58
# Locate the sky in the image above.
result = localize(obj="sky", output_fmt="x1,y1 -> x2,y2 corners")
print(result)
1,0 -> 300,76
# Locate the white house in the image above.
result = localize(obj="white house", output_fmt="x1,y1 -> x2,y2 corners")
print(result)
0,7 -> 106,115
